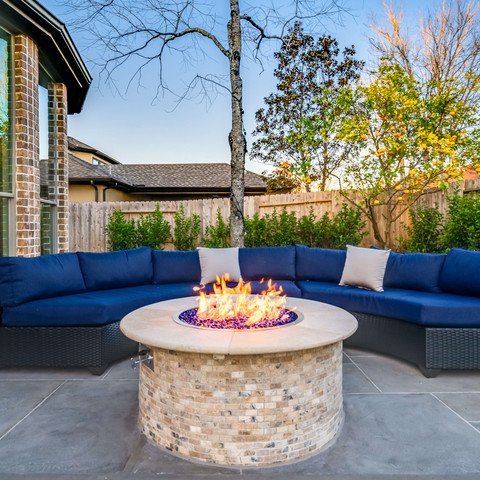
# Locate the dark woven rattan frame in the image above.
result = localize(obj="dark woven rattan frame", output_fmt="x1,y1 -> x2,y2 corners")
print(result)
345,312 -> 480,377
0,321 -> 138,375
1,309 -> 478,378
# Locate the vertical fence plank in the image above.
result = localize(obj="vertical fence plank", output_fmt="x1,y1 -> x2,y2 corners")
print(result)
69,181 -> 479,252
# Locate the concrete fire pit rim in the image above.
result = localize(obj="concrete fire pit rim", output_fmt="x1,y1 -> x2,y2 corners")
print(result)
120,296 -> 358,355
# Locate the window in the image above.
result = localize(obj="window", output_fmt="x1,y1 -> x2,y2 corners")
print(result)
0,28 -> 12,257
92,157 -> 105,165
39,83 -> 57,254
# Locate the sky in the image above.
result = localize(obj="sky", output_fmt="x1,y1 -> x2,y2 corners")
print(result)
40,0 -> 441,175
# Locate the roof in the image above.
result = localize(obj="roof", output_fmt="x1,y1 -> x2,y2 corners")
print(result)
1,0 -> 91,113
68,137 -> 120,164
99,163 -> 266,190
69,158 -> 266,193
68,153 -> 118,182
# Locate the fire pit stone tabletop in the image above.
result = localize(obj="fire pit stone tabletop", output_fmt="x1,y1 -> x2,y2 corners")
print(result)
121,295 -> 357,467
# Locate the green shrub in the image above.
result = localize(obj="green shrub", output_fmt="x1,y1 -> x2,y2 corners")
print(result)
243,204 -> 366,249
174,203 -> 201,251
443,192 -> 480,250
135,204 -> 171,250
105,210 -> 136,251
330,203 -> 367,249
296,208 -> 318,247
264,208 -> 298,246
296,208 -> 333,248
244,213 -> 267,247
401,205 -> 445,253
203,209 -> 231,248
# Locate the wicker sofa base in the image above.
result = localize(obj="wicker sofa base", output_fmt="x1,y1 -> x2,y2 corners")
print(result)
0,321 -> 139,375
345,312 -> 480,377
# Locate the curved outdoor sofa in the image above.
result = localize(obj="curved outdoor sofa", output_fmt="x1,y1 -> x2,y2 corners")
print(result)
0,245 -> 479,377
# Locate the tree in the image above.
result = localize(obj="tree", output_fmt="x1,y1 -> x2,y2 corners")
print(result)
262,161 -> 302,194
370,0 -> 480,104
327,61 -> 480,248
251,22 -> 363,191
63,0 -> 346,246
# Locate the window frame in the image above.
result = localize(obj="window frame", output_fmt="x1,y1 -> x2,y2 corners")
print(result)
0,27 -> 15,256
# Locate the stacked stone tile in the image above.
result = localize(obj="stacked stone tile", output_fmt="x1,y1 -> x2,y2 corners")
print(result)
139,344 -> 344,466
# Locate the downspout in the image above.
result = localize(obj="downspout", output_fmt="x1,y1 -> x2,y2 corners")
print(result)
103,182 -> 118,202
90,181 -> 98,202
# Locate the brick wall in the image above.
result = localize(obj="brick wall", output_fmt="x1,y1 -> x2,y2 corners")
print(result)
13,35 -> 70,257
14,35 -> 40,257
49,82 -> 68,253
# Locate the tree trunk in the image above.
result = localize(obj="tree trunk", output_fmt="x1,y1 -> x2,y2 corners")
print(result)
228,0 -> 246,247
368,204 -> 386,248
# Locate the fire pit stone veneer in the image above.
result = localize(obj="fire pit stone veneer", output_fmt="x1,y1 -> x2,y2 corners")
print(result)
121,296 -> 357,467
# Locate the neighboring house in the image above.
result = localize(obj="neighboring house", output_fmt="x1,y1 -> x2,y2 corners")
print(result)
68,137 -> 267,202
0,0 -> 91,257
68,136 -> 119,166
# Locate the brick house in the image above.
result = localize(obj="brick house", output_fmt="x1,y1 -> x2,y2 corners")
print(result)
0,0 -> 91,257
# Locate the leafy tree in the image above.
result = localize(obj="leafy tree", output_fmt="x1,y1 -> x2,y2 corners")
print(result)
262,161 -> 302,194
370,0 -> 480,103
251,22 -> 363,191
65,1 -> 346,247
311,60 -> 480,248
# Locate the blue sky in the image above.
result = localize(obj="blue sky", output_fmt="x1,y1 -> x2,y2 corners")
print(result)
41,0 -> 440,174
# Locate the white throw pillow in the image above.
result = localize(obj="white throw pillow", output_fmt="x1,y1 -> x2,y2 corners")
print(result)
197,247 -> 242,284
339,245 -> 390,292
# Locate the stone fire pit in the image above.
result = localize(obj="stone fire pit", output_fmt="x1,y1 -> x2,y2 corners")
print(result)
120,296 -> 357,467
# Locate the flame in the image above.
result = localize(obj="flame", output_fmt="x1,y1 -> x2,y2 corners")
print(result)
193,274 -> 291,326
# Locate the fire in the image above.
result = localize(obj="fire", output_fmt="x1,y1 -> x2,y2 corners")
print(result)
193,275 -> 291,326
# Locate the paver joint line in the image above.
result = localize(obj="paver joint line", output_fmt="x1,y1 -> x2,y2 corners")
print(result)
430,393 -> 480,435
0,380 -> 66,442
344,352 -> 382,393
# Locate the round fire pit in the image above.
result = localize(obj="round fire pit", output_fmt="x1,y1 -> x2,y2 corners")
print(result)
121,296 -> 357,467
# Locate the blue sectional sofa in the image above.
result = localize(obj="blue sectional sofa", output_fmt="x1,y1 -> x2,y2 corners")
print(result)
0,245 -> 479,377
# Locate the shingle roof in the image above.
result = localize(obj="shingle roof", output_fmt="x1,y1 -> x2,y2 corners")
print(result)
98,163 -> 266,189
68,153 -> 115,182
68,158 -> 266,191
68,137 -> 120,164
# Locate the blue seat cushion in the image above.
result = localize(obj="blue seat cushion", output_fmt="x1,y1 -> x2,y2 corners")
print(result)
440,248 -> 480,297
152,250 -> 201,284
295,245 -> 346,283
77,247 -> 153,291
1,283 -> 202,327
297,281 -> 480,327
0,253 -> 86,307
239,246 -> 296,281
383,251 -> 446,293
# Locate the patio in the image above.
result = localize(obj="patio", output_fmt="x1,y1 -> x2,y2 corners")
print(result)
1,348 -> 480,480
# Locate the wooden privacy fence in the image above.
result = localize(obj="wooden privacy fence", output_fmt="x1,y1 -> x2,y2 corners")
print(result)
69,179 -> 480,253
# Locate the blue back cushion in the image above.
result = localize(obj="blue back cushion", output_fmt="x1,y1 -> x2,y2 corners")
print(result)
77,247 -> 153,291
152,250 -> 201,284
383,251 -> 446,293
440,248 -> 480,297
295,245 -> 346,283
239,246 -> 296,281
0,253 -> 87,307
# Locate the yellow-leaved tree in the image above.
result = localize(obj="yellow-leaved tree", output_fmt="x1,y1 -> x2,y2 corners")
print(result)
304,61 -> 480,248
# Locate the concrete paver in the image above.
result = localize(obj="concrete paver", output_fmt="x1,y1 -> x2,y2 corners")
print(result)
0,351 -> 479,478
